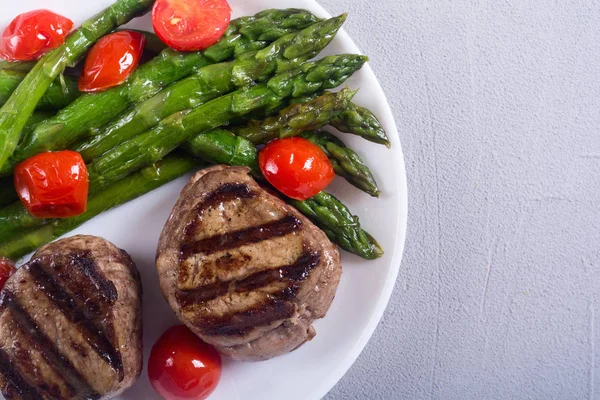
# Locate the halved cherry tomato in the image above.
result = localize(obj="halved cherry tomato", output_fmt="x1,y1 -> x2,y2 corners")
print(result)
152,0 -> 232,52
79,31 -> 145,93
259,137 -> 335,201
149,325 -> 222,400
0,10 -> 73,61
14,150 -> 89,218
0,258 -> 16,291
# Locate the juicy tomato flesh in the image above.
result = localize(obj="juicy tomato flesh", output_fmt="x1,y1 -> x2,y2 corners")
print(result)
152,0 -> 231,52
259,137 -> 335,200
14,150 -> 89,218
149,325 -> 222,400
79,31 -> 145,93
0,258 -> 16,291
0,9 -> 73,61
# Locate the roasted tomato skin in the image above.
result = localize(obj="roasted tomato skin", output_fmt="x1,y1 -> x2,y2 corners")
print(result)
14,150 -> 89,218
152,0 -> 232,52
259,137 -> 336,201
148,325 -> 222,400
0,10 -> 73,61
79,31 -> 145,93
0,258 -> 16,290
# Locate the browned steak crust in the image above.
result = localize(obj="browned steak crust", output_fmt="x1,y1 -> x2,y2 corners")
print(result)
0,235 -> 143,400
156,165 -> 342,361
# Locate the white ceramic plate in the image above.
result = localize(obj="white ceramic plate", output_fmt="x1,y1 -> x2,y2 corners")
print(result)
1,0 -> 407,398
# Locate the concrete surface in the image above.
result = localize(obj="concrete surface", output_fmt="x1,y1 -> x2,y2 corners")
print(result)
320,1 -> 600,399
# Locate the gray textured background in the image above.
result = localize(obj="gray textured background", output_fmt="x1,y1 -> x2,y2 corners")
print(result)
321,1 -> 600,399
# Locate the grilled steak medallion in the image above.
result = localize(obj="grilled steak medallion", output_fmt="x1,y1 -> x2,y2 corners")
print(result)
0,235 -> 143,400
156,165 -> 342,361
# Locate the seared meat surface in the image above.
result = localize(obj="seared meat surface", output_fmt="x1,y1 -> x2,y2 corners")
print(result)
156,165 -> 342,361
0,235 -> 143,399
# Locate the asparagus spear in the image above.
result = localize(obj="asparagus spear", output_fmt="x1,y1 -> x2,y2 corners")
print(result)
0,154 -> 199,260
0,70 -> 80,110
0,9 -> 320,176
75,15 -> 346,161
0,111 -> 54,208
88,54 -> 368,186
0,60 -> 37,72
0,0 -> 155,170
331,102 -> 391,147
230,89 -> 355,144
215,89 -> 381,196
300,130 -> 380,196
290,92 -> 390,146
288,192 -> 383,259
184,129 -> 261,173
0,54 -> 367,240
184,128 -> 382,259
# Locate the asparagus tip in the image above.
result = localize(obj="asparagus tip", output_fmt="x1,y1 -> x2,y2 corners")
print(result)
366,232 -> 385,258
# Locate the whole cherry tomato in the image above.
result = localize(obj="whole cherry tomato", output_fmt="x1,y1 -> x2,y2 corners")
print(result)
152,0 -> 231,52
0,10 -> 73,61
259,137 -> 335,200
79,31 -> 145,93
0,258 -> 16,291
14,150 -> 89,218
149,325 -> 222,400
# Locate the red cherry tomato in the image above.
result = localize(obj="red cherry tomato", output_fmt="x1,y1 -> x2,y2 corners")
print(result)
152,0 -> 232,52
149,325 -> 222,400
259,137 -> 335,200
0,10 -> 73,61
14,151 -> 89,218
79,31 -> 145,93
0,258 -> 16,291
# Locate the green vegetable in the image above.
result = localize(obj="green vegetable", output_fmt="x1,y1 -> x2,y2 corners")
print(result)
331,102 -> 390,147
288,191 -> 383,259
0,0 -> 155,170
0,112 -> 56,208
75,15 -> 346,161
300,130 -> 380,196
184,130 -> 382,259
0,60 -> 37,72
0,8 -> 320,176
231,88 -> 355,144
0,154 -> 199,260
0,70 -> 80,110
203,89 -> 380,196
184,129 -> 261,173
284,91 -> 391,146
0,54 -> 367,241
88,54 -> 368,187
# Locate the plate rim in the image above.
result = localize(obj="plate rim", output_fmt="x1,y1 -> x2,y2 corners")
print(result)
306,1 -> 408,398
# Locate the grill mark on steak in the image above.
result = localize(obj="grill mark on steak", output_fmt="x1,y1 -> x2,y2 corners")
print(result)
179,183 -> 256,261
26,260 -> 124,382
0,290 -> 101,399
180,251 -> 321,337
198,298 -> 297,336
180,215 -> 303,259
0,348 -> 42,399
177,252 -> 322,306
66,251 -> 118,304
203,183 -> 255,205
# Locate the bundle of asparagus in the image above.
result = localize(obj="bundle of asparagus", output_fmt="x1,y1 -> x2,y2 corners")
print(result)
0,6 -> 390,262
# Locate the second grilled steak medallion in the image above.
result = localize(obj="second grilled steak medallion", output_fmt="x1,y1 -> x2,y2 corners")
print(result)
156,165 -> 342,361
0,235 -> 143,400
